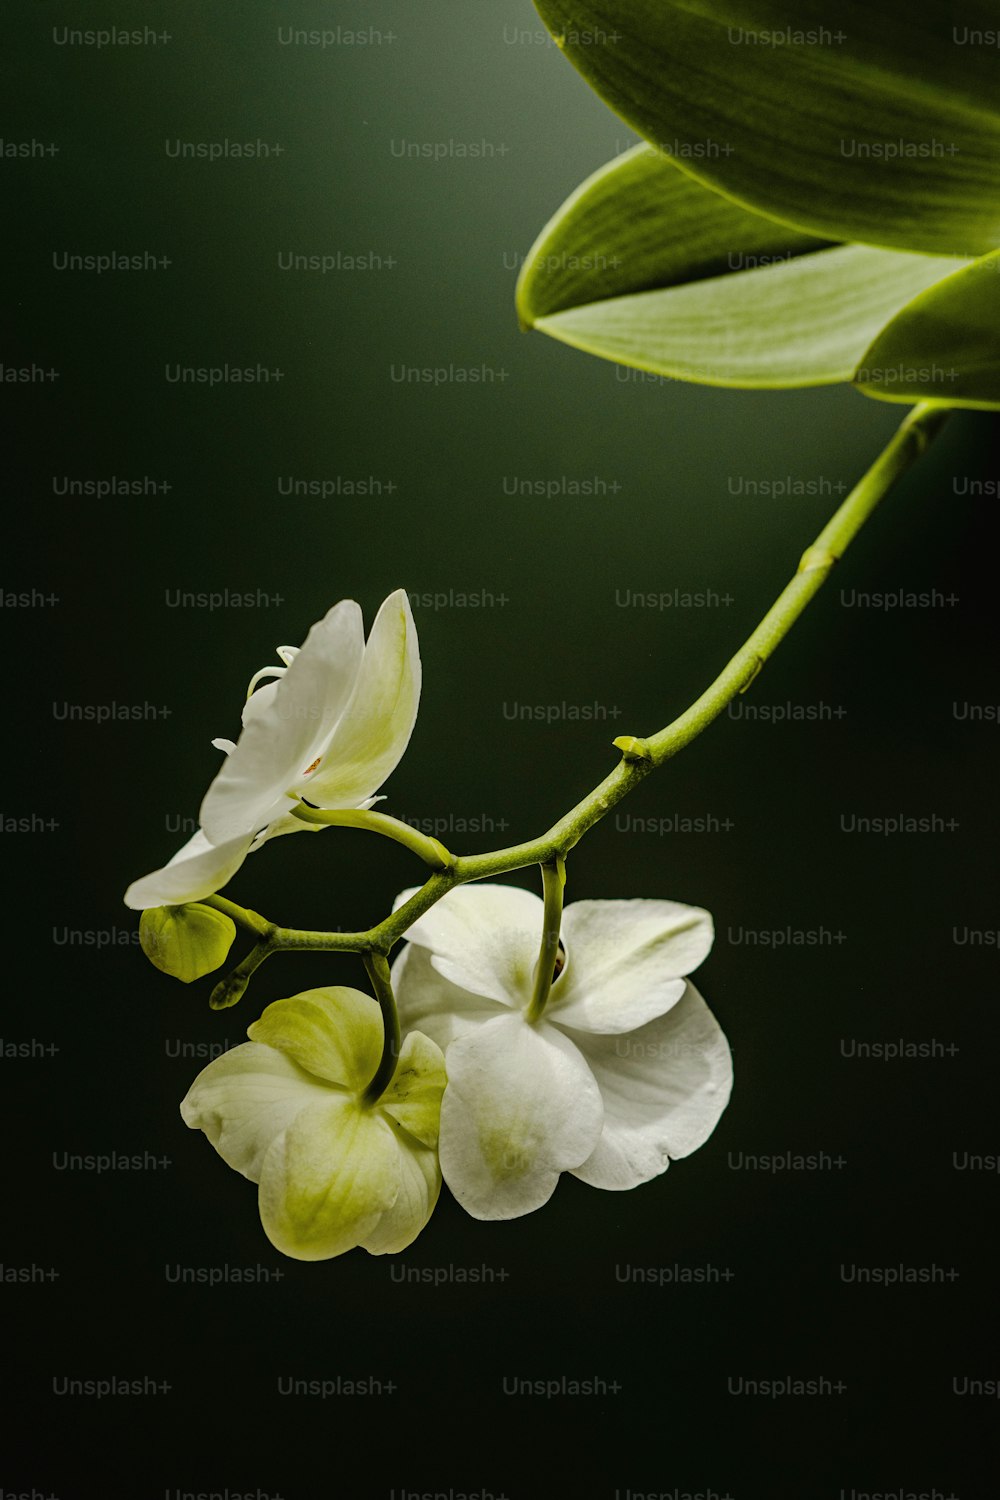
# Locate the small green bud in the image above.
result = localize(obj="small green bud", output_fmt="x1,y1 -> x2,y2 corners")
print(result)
209,970 -> 250,1010
139,904 -> 237,984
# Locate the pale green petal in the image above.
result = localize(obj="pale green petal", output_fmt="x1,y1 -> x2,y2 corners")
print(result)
566,983 -> 733,1192
258,1094 -> 400,1261
377,1030 -> 447,1148
549,899 -> 714,1034
358,1122 -> 441,1255
439,1013 -> 604,1221
306,589 -> 421,807
248,987 -> 383,1091
180,1041 -> 326,1183
392,882 -> 541,1008
124,829 -> 253,910
200,599 -> 365,845
392,942 -> 505,1053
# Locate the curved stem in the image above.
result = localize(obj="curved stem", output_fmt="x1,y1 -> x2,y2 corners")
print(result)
644,401 -> 951,766
362,953 -> 401,1103
525,856 -> 567,1024
209,940 -> 275,1010
209,401 -> 949,999
289,805 -> 454,870
201,894 -> 273,939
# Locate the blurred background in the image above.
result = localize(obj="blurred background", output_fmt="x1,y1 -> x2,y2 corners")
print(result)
3,2 -> 998,1495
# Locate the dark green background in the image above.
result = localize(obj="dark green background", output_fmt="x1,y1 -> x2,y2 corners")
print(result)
3,3 -> 998,1496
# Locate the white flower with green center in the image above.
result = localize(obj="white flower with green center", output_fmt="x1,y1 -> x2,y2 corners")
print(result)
180,987 -> 446,1260
124,590 -> 420,909
391,885 -> 732,1220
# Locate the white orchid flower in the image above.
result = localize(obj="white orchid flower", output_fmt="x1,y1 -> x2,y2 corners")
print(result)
180,987 -> 446,1260
124,590 -> 420,909
391,884 -> 732,1220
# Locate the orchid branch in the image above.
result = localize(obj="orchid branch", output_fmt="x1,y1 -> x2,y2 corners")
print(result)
361,954 -> 402,1103
203,402 -> 948,1076
525,856 -> 567,1025
288,804 -> 454,869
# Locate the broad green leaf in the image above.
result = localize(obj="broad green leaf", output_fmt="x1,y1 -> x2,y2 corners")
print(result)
855,251 -> 1000,409
532,251 -> 967,390
517,143 -> 828,325
532,0 -> 1000,256
520,146 -> 966,387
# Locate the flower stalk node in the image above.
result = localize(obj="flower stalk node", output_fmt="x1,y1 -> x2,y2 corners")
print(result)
797,545 -> 838,575
740,654 -> 765,693
612,735 -> 653,764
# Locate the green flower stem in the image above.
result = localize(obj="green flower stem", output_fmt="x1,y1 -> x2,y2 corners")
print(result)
209,940 -> 274,1010
525,856 -> 567,1025
201,894 -> 273,938
347,402 -> 949,953
210,401 -> 949,1039
643,401 -> 952,767
289,804 -> 454,870
208,920 -> 380,1009
361,953 -> 401,1104
268,924 -> 376,953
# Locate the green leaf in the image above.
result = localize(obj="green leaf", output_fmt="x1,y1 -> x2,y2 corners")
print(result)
519,149 -> 967,388
855,251 -> 1000,409
533,249 -> 966,388
517,143 -> 828,325
532,0 -> 1000,256
139,903 -> 237,984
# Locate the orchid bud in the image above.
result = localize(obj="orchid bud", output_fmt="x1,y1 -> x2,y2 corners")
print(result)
139,903 -> 237,983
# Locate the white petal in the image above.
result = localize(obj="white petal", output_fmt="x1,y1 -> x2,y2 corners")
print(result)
305,589 -> 421,807
180,1041 -> 327,1183
123,828 -> 254,909
199,599 -> 365,845
391,941 -> 507,1053
392,882 -> 542,1009
240,677 -> 282,727
358,1122 -> 441,1255
566,982 -> 732,1192
547,898 -> 714,1034
439,1013 -> 603,1220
